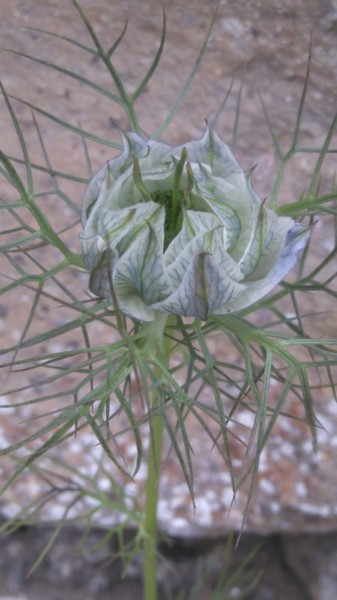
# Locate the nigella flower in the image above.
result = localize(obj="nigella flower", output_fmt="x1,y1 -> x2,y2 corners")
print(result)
80,126 -> 310,322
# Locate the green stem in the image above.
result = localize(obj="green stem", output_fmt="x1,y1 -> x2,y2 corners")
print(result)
139,313 -> 173,600
143,399 -> 164,600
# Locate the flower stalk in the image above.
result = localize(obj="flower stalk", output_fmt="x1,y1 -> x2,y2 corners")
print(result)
139,313 -> 173,600
142,390 -> 164,600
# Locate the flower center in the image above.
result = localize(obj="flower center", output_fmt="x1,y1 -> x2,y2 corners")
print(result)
151,189 -> 184,248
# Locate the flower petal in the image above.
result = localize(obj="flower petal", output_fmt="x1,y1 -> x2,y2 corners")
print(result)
81,131 -> 149,225
164,125 -> 242,179
166,212 -> 243,286
152,251 -> 244,320
164,210 -> 221,266
114,206 -> 172,309
214,223 -> 311,313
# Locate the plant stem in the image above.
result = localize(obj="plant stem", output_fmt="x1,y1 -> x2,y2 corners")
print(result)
143,399 -> 164,600
139,313 -> 173,600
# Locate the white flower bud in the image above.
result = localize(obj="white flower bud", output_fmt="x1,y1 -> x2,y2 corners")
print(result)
80,126 -> 310,321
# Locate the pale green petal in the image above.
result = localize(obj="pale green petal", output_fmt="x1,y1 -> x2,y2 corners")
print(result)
83,202 -> 167,312
189,172 -> 262,259
92,202 -> 159,249
166,217 -> 243,288
94,206 -> 137,242
80,233 -> 107,272
81,163 -> 111,226
116,295 -> 156,322
141,165 -> 178,194
152,252 -> 244,320
214,224 -> 311,314
202,175 -> 261,263
236,205 -> 278,276
114,208 -> 172,307
81,131 -> 149,225
190,182 -> 241,250
88,247 -> 118,300
105,161 -> 177,210
115,203 -> 164,256
163,125 -> 242,178
139,139 -> 172,168
164,210 -> 222,266
244,214 -> 295,281
104,168 -> 143,209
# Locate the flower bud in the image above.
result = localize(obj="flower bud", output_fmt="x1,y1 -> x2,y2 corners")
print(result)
81,126 -> 310,322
